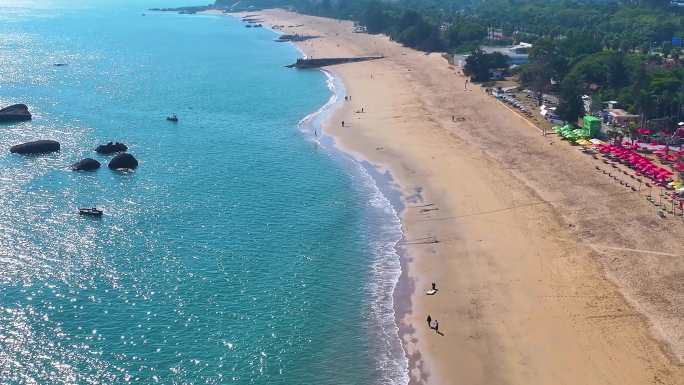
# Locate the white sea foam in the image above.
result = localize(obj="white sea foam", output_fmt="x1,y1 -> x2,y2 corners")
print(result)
297,69 -> 337,131
297,68 -> 409,385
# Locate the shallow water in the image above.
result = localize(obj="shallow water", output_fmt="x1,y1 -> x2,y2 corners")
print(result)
0,1 -> 407,384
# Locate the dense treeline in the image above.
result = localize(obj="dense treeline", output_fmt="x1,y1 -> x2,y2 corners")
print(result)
220,0 -> 684,53
219,0 -> 684,127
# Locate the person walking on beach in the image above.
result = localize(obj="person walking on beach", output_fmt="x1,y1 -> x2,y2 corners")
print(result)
427,315 -> 432,328
464,79 -> 469,91
431,282 -> 437,291
341,121 -> 345,127
434,320 -> 439,333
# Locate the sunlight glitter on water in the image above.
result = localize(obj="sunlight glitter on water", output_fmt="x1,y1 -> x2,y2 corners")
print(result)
0,2 -> 408,384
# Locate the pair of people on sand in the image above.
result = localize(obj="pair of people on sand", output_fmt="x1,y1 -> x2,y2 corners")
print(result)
426,314 -> 439,332
426,282 -> 440,332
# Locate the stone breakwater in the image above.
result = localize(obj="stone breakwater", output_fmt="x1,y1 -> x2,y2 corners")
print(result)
286,56 -> 384,69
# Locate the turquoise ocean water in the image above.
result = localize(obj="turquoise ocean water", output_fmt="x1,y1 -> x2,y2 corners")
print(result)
0,1 -> 407,384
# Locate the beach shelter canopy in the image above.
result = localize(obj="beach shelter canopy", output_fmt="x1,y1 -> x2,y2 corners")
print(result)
594,143 -> 678,183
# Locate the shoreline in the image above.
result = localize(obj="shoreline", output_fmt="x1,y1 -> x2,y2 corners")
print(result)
249,9 -> 415,383
213,12 -> 413,382
289,28 -> 414,385
217,9 -> 684,385
293,48 -> 412,384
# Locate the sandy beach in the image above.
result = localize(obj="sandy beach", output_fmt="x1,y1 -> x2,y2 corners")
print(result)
224,9 -> 684,385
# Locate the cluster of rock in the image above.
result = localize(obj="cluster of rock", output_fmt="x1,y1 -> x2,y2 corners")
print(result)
3,103 -> 139,172
72,142 -> 138,171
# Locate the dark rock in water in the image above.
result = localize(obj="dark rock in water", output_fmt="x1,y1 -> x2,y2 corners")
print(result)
10,140 -> 60,154
0,104 -> 32,122
71,158 -> 101,171
108,153 -> 138,170
95,142 -> 128,154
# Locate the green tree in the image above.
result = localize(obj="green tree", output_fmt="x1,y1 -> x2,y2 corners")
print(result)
464,49 -> 508,82
529,38 -> 568,84
361,0 -> 387,33
557,76 -> 585,124
445,18 -> 486,51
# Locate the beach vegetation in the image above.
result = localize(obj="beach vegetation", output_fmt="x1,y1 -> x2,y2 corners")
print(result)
464,49 -> 508,81
557,75 -> 586,124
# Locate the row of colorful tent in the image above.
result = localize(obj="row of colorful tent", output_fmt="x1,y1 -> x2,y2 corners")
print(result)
553,124 -> 591,142
596,144 -> 676,184
553,116 -> 602,143
619,140 -> 684,172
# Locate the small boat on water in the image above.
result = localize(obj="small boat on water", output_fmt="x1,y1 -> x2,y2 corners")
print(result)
166,113 -> 178,122
79,207 -> 103,217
